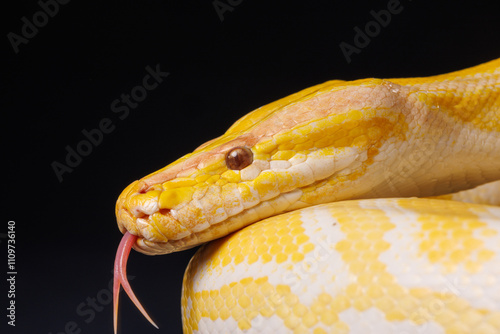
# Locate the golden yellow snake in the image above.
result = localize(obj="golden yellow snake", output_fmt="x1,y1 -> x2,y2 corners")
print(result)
113,58 -> 500,333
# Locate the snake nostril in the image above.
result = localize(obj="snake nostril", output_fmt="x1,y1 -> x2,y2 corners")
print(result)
134,211 -> 147,218
159,208 -> 170,214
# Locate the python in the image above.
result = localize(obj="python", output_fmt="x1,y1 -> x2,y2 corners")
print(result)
113,58 -> 500,333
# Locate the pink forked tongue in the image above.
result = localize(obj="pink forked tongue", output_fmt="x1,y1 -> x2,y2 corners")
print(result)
113,232 -> 158,333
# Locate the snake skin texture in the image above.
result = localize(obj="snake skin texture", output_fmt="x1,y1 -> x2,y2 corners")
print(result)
113,58 -> 500,333
182,198 -> 500,333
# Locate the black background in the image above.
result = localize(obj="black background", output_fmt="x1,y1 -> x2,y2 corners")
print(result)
3,1 -> 499,333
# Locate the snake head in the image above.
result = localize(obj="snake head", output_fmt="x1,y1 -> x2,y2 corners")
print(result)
114,79 -> 412,257
114,132 -> 264,255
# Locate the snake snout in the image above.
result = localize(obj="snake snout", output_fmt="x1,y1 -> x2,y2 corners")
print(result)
116,180 -> 195,254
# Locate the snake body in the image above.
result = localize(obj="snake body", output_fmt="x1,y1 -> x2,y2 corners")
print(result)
113,58 -> 500,333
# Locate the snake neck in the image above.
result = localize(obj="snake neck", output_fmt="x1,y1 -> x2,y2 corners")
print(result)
292,60 -> 500,205
401,57 -> 500,132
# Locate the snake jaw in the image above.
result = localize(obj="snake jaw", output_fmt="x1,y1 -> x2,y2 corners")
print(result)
116,178 -> 194,245
113,231 -> 158,333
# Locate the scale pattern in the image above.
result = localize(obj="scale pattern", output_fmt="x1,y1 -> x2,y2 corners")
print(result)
182,199 -> 500,333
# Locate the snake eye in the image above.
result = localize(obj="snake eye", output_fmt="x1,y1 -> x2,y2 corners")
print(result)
225,146 -> 253,170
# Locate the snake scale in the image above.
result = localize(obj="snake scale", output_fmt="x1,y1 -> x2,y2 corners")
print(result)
113,58 -> 500,333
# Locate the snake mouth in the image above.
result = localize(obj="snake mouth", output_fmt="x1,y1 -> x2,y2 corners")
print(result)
116,206 -> 190,254
113,183 -> 187,331
116,180 -> 197,254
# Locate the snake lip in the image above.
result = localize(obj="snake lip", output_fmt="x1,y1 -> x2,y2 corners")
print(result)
116,180 -> 182,244
117,195 -> 196,255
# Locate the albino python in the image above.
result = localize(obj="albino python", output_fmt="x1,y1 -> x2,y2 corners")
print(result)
113,58 -> 500,333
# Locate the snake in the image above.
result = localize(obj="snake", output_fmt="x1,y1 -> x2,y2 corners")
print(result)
113,58 -> 500,333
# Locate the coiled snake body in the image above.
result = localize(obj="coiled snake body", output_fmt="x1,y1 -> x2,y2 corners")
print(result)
113,58 -> 500,333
